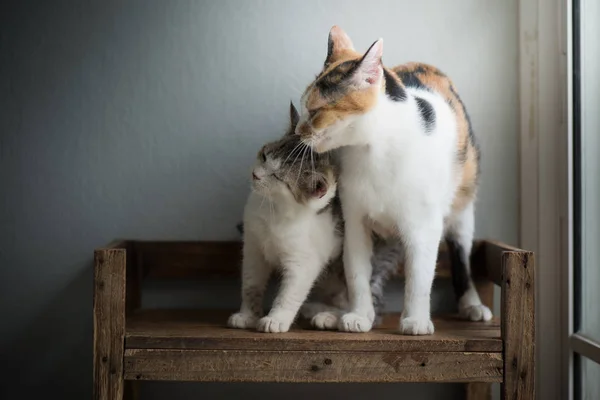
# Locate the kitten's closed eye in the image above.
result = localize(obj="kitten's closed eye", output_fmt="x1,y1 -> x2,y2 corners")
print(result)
261,152 -> 267,162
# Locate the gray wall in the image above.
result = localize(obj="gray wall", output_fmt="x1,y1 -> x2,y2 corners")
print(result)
0,0 -> 518,398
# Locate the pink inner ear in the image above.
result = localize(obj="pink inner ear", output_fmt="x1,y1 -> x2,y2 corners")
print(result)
314,182 -> 328,198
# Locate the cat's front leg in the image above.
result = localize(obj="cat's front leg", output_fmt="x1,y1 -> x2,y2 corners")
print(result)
340,214 -> 375,333
399,214 -> 443,335
257,258 -> 323,333
228,241 -> 270,330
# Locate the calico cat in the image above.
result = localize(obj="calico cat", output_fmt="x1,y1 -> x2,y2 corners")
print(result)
294,26 -> 491,335
228,103 -> 402,333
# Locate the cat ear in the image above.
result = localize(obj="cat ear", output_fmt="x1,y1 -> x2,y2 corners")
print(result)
325,26 -> 355,65
288,101 -> 300,134
350,39 -> 384,88
312,179 -> 329,199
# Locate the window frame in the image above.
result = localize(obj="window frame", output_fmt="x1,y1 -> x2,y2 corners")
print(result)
519,0 -> 600,399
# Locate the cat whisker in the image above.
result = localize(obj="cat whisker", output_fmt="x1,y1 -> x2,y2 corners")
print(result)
296,145 -> 308,187
310,143 -> 315,188
283,141 -> 304,166
288,142 -> 306,175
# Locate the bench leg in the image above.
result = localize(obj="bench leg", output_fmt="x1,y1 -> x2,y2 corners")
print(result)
464,278 -> 495,400
93,248 -> 127,400
501,252 -> 535,400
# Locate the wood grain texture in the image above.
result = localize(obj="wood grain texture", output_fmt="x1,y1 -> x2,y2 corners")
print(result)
501,251 -> 535,400
132,240 -> 489,281
124,349 -> 503,383
93,248 -> 127,400
125,310 -> 502,353
484,240 -> 525,286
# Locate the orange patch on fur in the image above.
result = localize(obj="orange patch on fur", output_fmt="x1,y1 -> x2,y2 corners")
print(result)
302,52 -> 379,136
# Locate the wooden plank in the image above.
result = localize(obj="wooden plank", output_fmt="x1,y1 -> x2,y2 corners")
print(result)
484,240 -> 526,286
135,241 -> 243,279
93,248 -> 127,400
124,349 -> 503,383
131,240 -> 488,280
501,251 -> 535,400
125,242 -> 141,316
125,310 -> 502,353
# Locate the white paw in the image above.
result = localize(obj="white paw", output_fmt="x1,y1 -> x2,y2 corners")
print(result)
311,312 -> 338,330
339,313 -> 373,333
399,316 -> 435,335
460,304 -> 493,321
227,312 -> 258,329
257,315 -> 292,333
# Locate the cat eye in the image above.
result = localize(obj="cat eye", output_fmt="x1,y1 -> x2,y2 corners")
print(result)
261,152 -> 267,162
308,109 -> 318,119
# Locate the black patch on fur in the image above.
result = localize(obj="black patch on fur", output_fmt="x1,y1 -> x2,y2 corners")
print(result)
414,96 -> 435,132
445,238 -> 471,301
395,70 -> 427,91
383,69 -> 407,101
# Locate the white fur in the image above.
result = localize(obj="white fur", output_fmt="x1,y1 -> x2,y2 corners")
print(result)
301,77 -> 490,334
228,160 -> 342,333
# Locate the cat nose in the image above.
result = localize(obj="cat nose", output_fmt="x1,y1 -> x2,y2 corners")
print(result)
252,172 -> 260,180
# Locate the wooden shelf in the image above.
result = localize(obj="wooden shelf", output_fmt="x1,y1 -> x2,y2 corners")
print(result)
126,310 -> 501,352
93,239 -> 535,399
124,310 -> 502,383
131,240 -> 469,280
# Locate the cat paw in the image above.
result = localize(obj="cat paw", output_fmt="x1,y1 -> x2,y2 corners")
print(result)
459,304 -> 493,322
399,316 -> 435,335
257,316 -> 292,333
339,313 -> 373,333
311,312 -> 338,330
227,312 -> 258,329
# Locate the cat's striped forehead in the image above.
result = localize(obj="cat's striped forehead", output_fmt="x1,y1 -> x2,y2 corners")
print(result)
302,52 -> 364,109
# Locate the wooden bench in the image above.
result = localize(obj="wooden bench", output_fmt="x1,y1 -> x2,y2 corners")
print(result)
93,240 -> 535,400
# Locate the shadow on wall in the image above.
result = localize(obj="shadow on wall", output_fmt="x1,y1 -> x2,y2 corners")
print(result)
1,263 -> 93,399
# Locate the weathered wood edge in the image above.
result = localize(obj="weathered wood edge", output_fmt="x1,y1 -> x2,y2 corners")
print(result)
501,251 -> 535,400
93,248 -> 127,400
118,239 -> 504,281
124,349 -> 504,383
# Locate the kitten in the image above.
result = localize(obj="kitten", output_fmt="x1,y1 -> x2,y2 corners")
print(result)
228,103 -> 342,333
229,103 -> 403,332
235,217 -> 403,330
295,26 -> 492,335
